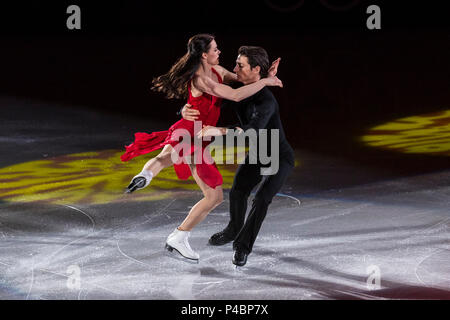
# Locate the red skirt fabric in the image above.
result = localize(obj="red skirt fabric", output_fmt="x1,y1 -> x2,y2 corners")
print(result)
121,67 -> 224,189
120,123 -> 223,189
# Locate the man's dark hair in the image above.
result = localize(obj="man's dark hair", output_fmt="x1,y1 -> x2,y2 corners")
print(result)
238,46 -> 270,78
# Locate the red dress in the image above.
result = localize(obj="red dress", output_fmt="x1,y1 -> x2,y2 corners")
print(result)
121,68 -> 223,188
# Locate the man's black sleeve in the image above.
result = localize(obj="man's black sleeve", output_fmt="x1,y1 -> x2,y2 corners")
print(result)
226,123 -> 241,130
220,99 -> 235,109
241,94 -> 276,131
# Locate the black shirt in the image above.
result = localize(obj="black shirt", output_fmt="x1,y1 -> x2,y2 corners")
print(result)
222,87 -> 294,159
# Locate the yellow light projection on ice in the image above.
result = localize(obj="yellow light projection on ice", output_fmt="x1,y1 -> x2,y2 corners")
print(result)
361,110 -> 450,156
0,147 -> 299,205
0,149 -> 245,205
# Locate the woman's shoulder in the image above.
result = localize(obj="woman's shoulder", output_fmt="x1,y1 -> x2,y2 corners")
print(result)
190,75 -> 205,98
212,64 -> 224,73
211,65 -> 225,81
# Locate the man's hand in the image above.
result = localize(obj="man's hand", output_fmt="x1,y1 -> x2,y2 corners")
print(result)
268,57 -> 281,77
181,103 -> 200,121
234,127 -> 244,134
197,125 -> 227,138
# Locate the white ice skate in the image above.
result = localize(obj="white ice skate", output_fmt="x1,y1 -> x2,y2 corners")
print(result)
125,170 -> 153,193
165,228 -> 199,262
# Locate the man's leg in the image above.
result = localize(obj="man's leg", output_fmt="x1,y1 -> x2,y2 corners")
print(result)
209,162 -> 262,245
233,158 -> 294,256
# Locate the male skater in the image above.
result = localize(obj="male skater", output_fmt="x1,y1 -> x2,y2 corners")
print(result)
182,46 -> 294,266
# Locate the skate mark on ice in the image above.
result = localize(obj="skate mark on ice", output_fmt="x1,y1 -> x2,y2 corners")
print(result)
291,203 -> 369,227
36,266 -> 119,295
122,199 -> 176,232
167,271 -> 201,300
116,239 -> 159,268
25,261 -> 35,300
276,193 -> 301,206
64,205 -> 96,228
0,260 -> 11,267
414,248 -> 450,287
250,191 -> 302,206
0,259 -> 118,297
41,205 -> 96,267
114,199 -> 177,268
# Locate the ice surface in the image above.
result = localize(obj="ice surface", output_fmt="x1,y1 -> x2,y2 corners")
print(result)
0,98 -> 449,300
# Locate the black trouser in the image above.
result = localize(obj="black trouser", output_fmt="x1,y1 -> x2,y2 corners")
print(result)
226,150 -> 294,254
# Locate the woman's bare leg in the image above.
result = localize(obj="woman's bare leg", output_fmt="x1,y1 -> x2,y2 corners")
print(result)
142,144 -> 176,177
178,165 -> 223,231
126,144 -> 178,193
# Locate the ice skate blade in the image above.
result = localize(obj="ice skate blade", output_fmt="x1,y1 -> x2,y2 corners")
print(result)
124,184 -> 138,194
165,244 -> 199,264
124,177 -> 147,194
124,187 -> 135,194
233,265 -> 245,272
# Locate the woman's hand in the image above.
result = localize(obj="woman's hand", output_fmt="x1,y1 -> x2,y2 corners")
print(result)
197,125 -> 227,138
264,76 -> 283,88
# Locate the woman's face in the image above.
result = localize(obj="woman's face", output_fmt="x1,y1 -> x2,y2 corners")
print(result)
203,40 -> 221,65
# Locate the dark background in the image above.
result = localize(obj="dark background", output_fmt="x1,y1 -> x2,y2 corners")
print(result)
1,0 -> 449,164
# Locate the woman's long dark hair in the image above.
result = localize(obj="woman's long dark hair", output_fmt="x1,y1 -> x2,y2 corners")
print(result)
151,34 -> 215,100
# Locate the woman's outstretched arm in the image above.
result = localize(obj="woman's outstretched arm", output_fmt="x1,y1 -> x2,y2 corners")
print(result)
214,58 -> 281,84
193,75 -> 282,102
213,65 -> 237,84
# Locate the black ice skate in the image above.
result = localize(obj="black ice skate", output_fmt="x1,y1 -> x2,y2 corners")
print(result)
125,171 -> 153,194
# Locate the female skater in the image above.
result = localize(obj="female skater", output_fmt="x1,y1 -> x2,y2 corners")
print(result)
120,34 -> 282,261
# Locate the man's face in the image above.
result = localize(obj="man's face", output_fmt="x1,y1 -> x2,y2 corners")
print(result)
233,54 -> 260,84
